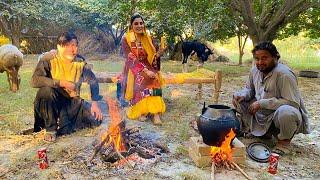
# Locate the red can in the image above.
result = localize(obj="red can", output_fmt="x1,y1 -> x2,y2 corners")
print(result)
268,153 -> 279,174
37,148 -> 49,169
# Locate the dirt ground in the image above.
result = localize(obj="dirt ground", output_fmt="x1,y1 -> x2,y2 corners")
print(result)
0,58 -> 319,179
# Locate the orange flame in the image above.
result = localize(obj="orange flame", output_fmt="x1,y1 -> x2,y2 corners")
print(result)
101,97 -> 126,152
210,129 -> 236,164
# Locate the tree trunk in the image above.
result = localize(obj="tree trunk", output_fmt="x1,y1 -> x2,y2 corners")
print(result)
229,0 -> 316,47
169,41 -> 182,61
237,33 -> 248,65
11,33 -> 20,47
10,16 -> 22,47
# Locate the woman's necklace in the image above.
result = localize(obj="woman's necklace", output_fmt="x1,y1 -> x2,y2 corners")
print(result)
134,33 -> 142,46
134,33 -> 143,60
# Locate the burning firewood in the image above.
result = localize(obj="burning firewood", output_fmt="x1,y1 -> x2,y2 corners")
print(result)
89,97 -> 169,168
209,129 -> 251,179
89,120 -> 125,163
231,162 -> 251,180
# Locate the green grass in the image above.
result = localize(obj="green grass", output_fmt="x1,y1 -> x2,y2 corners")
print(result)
162,60 -> 250,76
89,60 -> 124,72
0,60 -> 37,135
0,34 -> 318,135
214,34 -> 320,71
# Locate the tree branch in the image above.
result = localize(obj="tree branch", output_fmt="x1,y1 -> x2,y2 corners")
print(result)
258,1 -> 277,29
264,0 -> 312,38
237,0 -> 259,39
0,15 -> 11,36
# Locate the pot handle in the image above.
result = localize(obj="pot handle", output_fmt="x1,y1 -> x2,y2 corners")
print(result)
201,102 -> 207,114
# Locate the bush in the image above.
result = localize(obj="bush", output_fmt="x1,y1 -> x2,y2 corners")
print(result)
0,35 -> 10,46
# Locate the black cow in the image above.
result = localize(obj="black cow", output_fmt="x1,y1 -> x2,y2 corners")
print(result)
182,40 -> 213,65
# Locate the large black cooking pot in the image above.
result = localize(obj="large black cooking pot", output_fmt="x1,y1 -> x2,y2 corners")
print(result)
197,103 -> 240,146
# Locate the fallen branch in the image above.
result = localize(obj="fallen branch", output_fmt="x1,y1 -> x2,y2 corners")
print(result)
231,161 -> 251,180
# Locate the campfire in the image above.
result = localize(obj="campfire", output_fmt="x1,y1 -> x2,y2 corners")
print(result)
209,129 -> 251,179
89,97 -> 169,168
210,129 -> 235,168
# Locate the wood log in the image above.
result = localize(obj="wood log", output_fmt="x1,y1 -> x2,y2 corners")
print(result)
94,72 -> 223,103
231,162 -> 251,180
89,120 -> 124,162
165,77 -> 215,84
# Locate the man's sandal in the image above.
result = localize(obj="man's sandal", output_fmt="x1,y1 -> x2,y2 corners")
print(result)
44,131 -> 57,142
272,144 -> 291,156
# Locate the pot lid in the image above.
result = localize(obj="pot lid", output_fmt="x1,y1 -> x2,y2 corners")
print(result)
246,142 -> 271,163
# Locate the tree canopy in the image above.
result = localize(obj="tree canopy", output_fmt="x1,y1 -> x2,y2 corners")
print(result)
0,0 -> 319,49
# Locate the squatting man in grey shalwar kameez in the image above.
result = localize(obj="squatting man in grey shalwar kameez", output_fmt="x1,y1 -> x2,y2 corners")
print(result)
232,42 -> 310,153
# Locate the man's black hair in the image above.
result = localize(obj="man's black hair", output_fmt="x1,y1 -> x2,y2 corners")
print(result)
252,41 -> 280,60
57,31 -> 78,46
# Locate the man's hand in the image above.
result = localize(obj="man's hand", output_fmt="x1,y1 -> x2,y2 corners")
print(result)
232,95 -> 245,108
91,101 -> 103,121
59,80 -> 76,92
49,49 -> 57,56
248,101 -> 261,115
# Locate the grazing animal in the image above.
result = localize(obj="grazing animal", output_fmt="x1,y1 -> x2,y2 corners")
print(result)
182,40 -> 213,65
0,44 -> 23,92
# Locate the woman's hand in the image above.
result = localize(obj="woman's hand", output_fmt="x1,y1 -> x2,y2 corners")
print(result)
155,47 -> 167,59
143,68 -> 156,79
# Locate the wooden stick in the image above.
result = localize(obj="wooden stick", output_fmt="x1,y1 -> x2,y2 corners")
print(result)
213,69 -> 222,103
231,162 -> 251,180
89,120 -> 124,162
114,148 -> 134,169
210,162 -> 215,180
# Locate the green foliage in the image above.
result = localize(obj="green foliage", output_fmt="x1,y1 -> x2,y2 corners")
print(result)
214,34 -> 320,71
139,0 -> 236,44
225,0 -> 319,44
69,0 -> 135,47
279,7 -> 320,39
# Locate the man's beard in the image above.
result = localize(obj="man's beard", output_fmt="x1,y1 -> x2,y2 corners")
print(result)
257,64 -> 276,74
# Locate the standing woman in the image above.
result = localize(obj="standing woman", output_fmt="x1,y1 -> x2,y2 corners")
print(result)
121,13 -> 166,125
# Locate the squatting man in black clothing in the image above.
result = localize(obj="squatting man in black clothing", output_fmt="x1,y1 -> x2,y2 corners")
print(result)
31,31 -> 103,142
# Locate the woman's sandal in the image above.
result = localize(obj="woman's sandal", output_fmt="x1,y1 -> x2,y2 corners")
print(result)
152,114 -> 162,125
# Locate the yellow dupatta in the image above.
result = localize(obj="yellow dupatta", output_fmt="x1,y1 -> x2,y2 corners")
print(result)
124,29 -> 157,100
50,56 -> 85,82
50,56 -> 85,96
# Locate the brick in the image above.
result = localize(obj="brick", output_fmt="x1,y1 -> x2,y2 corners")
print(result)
231,138 -> 246,157
189,137 -> 246,157
189,137 -> 247,167
189,137 -> 211,156
231,156 -> 246,165
189,147 -> 212,167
